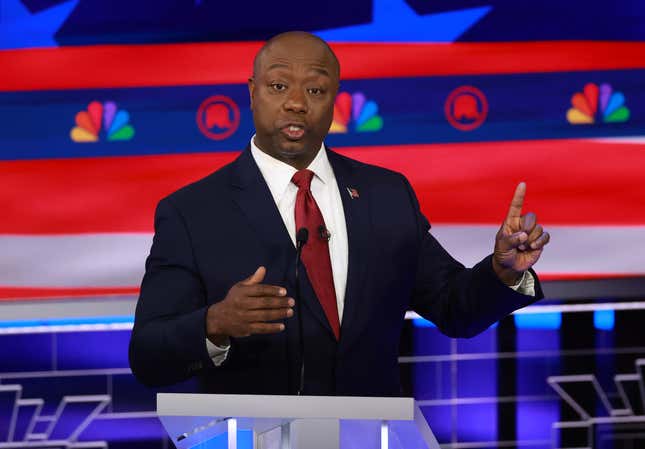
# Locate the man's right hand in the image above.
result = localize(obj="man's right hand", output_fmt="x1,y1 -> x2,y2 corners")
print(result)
206,266 -> 294,345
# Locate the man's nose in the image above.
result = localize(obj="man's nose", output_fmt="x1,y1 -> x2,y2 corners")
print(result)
283,89 -> 307,113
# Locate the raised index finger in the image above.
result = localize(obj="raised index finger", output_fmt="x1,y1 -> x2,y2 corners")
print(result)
505,182 -> 526,224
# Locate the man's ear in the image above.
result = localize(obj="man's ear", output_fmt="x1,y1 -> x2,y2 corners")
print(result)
248,77 -> 255,110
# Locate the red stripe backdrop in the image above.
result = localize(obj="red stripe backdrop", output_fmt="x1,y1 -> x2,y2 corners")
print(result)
2,42 -> 645,91
2,139 -> 644,234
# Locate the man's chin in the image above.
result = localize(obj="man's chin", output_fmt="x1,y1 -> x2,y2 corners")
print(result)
277,148 -> 305,160
275,140 -> 313,159
254,135 -> 322,166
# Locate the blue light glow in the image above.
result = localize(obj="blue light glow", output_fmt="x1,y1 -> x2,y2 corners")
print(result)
413,318 -> 498,329
200,430 -> 253,448
0,316 -> 134,328
594,310 -> 615,331
514,312 -> 562,330
413,318 -> 436,328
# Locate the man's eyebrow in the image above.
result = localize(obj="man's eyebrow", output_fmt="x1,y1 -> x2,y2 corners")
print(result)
309,66 -> 331,77
264,63 -> 331,77
266,63 -> 290,71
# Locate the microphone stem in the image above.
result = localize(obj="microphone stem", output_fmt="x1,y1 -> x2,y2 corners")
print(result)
295,241 -> 305,395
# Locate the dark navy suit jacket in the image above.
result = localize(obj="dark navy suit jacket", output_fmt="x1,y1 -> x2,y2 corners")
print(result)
129,147 -> 542,396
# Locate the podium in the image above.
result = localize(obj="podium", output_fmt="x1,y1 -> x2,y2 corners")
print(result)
157,393 -> 440,449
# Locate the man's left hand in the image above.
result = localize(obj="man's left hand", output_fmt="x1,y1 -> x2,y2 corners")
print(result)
493,182 -> 550,286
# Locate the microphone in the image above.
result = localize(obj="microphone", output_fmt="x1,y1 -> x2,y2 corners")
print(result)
295,227 -> 308,395
297,228 -> 309,248
318,225 -> 331,242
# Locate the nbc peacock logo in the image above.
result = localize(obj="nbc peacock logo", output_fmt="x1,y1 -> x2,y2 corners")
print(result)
70,101 -> 135,142
567,83 -> 630,125
329,92 -> 383,133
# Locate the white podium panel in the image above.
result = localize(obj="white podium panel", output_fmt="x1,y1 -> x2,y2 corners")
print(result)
157,394 -> 440,449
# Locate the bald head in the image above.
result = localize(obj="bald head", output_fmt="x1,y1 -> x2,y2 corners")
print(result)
253,31 -> 340,80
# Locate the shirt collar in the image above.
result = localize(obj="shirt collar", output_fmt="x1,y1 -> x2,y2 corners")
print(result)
250,136 -> 333,204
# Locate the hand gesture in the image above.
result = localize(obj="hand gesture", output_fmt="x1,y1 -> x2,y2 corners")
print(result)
493,182 -> 550,285
206,266 -> 294,345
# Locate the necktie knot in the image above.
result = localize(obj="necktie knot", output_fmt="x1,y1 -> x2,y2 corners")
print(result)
291,169 -> 315,190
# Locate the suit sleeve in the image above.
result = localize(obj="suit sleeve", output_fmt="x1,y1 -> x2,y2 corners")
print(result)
129,197 -> 214,387
401,176 -> 543,338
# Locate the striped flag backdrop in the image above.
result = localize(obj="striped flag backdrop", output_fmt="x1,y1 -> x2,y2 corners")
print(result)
2,42 -> 645,301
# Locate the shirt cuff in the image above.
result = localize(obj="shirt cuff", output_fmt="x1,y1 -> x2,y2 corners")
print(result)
508,271 -> 536,297
206,338 -> 230,366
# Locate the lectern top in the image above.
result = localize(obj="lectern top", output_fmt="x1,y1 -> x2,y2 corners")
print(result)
157,393 -> 415,421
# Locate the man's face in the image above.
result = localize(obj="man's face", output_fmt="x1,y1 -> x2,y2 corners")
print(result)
248,36 -> 339,168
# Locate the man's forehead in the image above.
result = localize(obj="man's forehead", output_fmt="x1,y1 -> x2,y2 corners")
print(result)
261,47 -> 332,68
254,35 -> 339,78
263,58 -> 332,76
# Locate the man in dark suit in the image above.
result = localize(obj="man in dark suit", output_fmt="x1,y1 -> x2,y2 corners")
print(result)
129,31 -> 550,396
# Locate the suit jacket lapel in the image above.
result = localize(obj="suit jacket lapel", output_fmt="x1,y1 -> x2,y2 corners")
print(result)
229,147 -> 335,338
229,147 -> 294,258
327,149 -> 372,347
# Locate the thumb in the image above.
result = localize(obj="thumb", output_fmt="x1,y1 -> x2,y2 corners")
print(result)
497,231 -> 528,251
240,266 -> 266,285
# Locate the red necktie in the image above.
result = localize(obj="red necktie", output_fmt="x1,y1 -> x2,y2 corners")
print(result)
292,169 -> 340,340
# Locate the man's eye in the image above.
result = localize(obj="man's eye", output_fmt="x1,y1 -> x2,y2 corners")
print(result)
308,88 -> 323,95
271,83 -> 286,91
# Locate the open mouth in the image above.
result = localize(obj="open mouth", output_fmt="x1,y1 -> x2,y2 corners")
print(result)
281,124 -> 305,140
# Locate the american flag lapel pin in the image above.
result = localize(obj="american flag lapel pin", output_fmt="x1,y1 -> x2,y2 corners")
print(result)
346,187 -> 360,199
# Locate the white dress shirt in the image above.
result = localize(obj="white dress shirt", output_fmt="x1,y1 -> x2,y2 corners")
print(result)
206,138 -> 534,363
250,138 -> 350,318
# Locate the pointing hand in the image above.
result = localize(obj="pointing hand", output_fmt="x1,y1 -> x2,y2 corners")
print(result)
493,182 -> 550,286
